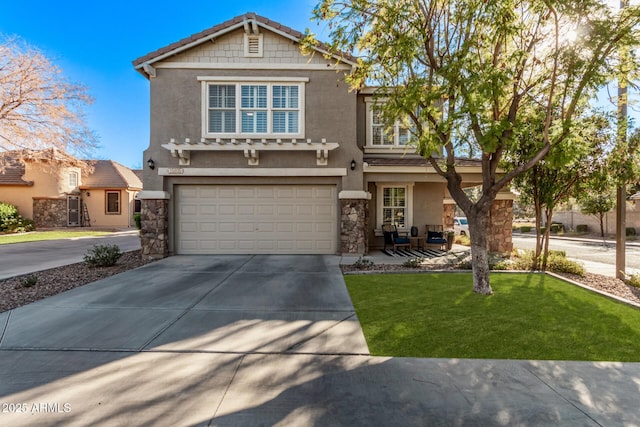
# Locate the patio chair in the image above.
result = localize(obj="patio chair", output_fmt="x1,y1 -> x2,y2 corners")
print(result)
425,224 -> 448,251
382,223 -> 411,253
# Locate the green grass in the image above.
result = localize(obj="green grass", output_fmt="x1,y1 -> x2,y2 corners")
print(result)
345,273 -> 640,361
0,230 -> 113,245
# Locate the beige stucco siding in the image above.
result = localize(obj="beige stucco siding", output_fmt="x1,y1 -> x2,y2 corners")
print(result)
82,189 -> 138,228
0,164 -> 82,219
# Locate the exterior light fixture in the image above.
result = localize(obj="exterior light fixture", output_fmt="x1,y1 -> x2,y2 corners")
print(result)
350,159 -> 356,171
147,158 -> 155,170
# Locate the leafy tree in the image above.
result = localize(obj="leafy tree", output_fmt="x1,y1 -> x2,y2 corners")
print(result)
579,190 -> 615,238
0,37 -> 98,166
305,0 -> 640,294
509,111 -> 612,270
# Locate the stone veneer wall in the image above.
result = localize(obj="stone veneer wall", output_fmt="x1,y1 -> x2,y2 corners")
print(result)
443,204 -> 455,230
341,199 -> 368,255
140,199 -> 168,260
33,198 -> 67,228
488,199 -> 513,253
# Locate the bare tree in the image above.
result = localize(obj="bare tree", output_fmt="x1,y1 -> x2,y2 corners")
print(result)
0,36 -> 98,165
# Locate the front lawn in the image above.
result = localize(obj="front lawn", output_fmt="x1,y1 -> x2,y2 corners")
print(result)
0,230 -> 113,245
345,273 -> 640,361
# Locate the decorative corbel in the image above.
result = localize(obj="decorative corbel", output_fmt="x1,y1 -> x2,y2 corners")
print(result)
316,148 -> 329,166
244,148 -> 259,165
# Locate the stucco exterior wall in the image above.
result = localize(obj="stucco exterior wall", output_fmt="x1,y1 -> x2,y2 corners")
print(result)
81,189 -> 137,228
1,164 -> 81,220
142,63 -> 361,193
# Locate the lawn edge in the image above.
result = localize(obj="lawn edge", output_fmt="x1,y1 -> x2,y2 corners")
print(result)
546,271 -> 640,310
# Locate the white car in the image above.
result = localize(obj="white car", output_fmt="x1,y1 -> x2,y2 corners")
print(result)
453,217 -> 469,235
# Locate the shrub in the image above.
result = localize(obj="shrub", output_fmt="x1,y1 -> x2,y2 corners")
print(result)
0,202 -> 35,233
133,213 -> 141,230
627,274 -> 640,288
576,224 -> 589,233
84,244 -> 123,267
403,258 -> 422,268
352,256 -> 374,269
626,227 -> 637,237
20,275 -> 38,288
550,223 -> 564,233
0,201 -> 21,231
520,225 -> 532,232
509,250 -> 584,276
546,253 -> 585,276
454,234 -> 470,246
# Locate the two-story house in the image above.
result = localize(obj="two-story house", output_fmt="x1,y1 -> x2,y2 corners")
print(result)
133,13 -> 513,259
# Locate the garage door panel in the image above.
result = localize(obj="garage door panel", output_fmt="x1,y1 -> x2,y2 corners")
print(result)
200,205 -> 217,215
176,185 -> 336,254
219,223 -> 237,232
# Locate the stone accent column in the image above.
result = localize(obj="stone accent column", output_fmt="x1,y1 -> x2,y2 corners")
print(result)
138,191 -> 170,260
488,198 -> 513,254
443,203 -> 455,230
339,191 -> 371,255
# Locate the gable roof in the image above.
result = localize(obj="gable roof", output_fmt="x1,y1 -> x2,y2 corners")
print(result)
132,12 -> 357,76
81,160 -> 143,190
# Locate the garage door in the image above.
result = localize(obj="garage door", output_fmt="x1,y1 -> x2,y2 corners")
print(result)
175,185 -> 337,254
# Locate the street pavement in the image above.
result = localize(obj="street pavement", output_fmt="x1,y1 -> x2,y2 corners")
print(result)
1,255 -> 639,426
0,230 -> 140,280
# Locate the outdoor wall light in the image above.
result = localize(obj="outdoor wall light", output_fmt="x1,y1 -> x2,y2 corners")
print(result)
350,159 -> 356,171
147,158 -> 155,170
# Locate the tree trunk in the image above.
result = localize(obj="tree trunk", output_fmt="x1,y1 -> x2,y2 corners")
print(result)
599,213 -> 605,238
534,199 -> 543,270
467,209 -> 493,295
542,207 -> 553,270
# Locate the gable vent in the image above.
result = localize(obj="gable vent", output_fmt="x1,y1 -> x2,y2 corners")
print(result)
244,33 -> 263,57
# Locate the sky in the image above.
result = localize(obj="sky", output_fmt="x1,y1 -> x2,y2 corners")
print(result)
1,1 -> 637,169
0,0 -> 319,169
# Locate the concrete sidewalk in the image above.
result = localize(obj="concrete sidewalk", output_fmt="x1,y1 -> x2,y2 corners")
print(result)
1,255 -> 639,426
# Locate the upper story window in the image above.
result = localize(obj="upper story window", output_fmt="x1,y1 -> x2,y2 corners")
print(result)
200,77 -> 306,139
365,99 -> 416,149
68,171 -> 78,188
369,106 -> 413,146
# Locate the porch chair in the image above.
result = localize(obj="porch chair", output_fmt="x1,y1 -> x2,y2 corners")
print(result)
382,223 -> 411,253
425,224 -> 448,251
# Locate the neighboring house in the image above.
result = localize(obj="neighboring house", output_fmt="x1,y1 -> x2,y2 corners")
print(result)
132,12 -> 514,259
0,149 -> 142,228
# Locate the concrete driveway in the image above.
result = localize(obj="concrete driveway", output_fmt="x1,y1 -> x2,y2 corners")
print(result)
0,231 -> 141,280
1,255 -> 640,426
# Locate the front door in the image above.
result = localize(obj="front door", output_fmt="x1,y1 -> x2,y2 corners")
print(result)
67,196 -> 80,226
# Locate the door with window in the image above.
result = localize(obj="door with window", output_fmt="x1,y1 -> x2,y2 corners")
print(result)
67,196 -> 80,226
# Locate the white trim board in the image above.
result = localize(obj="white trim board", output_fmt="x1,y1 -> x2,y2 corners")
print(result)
158,167 -> 347,177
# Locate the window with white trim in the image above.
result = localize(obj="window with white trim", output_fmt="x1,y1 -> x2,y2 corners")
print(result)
366,102 -> 415,147
106,191 -> 121,215
68,171 -> 78,188
377,184 -> 413,229
204,81 -> 304,138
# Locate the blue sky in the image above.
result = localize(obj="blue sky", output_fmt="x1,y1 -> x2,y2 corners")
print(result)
0,0 -> 319,169
1,1 -> 636,169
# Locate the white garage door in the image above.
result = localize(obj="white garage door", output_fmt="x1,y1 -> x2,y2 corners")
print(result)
175,184 -> 337,254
